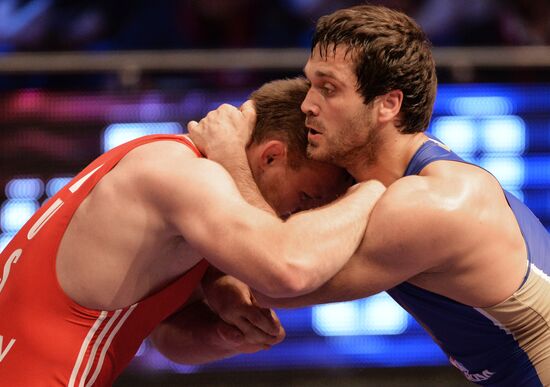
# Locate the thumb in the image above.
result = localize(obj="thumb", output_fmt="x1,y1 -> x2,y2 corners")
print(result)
187,120 -> 199,134
240,100 -> 256,125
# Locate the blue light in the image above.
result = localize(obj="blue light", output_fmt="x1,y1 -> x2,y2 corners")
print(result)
362,293 -> 408,335
450,96 -> 513,116
0,233 -> 16,253
524,157 -> 550,186
0,199 -> 39,232
5,178 -> 44,199
312,293 -> 408,336
431,117 -> 477,156
102,122 -> 183,152
480,156 -> 525,187
312,301 -> 360,336
481,116 -> 526,154
45,177 -> 74,197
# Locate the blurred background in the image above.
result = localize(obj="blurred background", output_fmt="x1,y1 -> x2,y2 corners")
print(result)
1,0 -> 549,386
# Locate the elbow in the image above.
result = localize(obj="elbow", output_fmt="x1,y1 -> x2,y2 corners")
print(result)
252,238 -> 320,298
260,259 -> 318,298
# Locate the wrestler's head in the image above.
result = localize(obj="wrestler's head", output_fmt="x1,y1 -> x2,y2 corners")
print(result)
246,78 -> 352,218
301,5 -> 437,169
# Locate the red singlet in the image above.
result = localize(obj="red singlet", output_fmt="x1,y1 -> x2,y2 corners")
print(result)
0,135 -> 208,386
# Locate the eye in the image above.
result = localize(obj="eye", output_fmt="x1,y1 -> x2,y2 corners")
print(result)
321,83 -> 335,95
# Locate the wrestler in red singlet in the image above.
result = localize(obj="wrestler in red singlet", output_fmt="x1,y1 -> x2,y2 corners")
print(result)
0,135 -> 208,386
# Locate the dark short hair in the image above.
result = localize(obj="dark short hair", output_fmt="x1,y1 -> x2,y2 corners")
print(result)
312,4 -> 437,133
250,77 -> 310,168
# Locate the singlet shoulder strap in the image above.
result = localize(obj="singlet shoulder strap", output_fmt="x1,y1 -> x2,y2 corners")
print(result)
404,135 -> 464,177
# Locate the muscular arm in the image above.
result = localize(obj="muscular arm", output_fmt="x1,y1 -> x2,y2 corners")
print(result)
141,141 -> 385,298
254,177 -> 462,308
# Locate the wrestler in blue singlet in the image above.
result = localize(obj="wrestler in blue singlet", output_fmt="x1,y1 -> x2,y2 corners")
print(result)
387,135 -> 550,386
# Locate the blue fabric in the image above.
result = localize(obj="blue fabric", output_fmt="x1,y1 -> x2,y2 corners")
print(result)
386,135 -> 550,386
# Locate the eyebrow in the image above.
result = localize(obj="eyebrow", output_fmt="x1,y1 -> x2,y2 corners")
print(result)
303,66 -> 344,86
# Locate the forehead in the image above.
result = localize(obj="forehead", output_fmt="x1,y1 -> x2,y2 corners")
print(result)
303,45 -> 357,85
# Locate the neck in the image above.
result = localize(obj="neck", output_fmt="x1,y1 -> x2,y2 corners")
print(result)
347,131 -> 428,186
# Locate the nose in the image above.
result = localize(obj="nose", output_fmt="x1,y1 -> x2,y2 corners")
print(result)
301,88 -> 320,116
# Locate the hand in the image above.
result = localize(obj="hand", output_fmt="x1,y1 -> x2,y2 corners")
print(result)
214,320 -> 277,354
187,100 -> 256,162
249,290 -> 281,309
150,297 -> 281,364
202,268 -> 285,349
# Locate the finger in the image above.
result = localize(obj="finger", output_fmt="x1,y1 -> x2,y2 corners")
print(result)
244,306 -> 280,336
274,324 -> 286,344
233,343 -> 271,354
251,290 -> 275,308
240,100 -> 256,123
186,120 -> 199,132
261,309 -> 285,344
240,99 -> 255,114
238,318 -> 282,346
216,322 -> 244,345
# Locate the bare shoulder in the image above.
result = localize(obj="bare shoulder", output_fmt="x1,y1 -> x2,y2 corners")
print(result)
102,139 -> 240,226
376,162 -> 497,228
372,175 -> 454,224
119,139 -> 233,193
364,169 -> 485,269
118,139 -> 200,174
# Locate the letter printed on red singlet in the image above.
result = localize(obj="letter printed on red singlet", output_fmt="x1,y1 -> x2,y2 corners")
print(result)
0,335 -> 16,363
0,249 -> 22,295
0,163 -> 105,365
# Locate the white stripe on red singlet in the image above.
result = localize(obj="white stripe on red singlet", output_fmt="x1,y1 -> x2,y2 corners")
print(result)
84,303 -> 138,387
68,311 -> 108,387
69,164 -> 104,193
27,198 -> 64,240
78,309 -> 123,387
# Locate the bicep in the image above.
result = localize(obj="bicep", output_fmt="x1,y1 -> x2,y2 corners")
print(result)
351,186 -> 457,293
156,158 -> 287,292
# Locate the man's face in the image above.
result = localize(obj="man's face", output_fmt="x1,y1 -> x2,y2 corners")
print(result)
257,159 -> 352,218
302,45 -> 378,167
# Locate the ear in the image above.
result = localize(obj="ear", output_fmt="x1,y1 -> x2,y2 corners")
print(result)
377,90 -> 403,124
259,140 -> 287,167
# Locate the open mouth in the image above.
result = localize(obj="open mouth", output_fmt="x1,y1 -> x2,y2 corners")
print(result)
308,128 -> 321,135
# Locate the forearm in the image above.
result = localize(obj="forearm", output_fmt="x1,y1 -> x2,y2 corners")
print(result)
150,300 -> 241,365
197,180 -> 385,298
254,255 -> 371,308
276,180 -> 385,294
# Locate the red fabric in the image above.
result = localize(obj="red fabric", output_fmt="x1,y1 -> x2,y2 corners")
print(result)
0,135 -> 208,386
